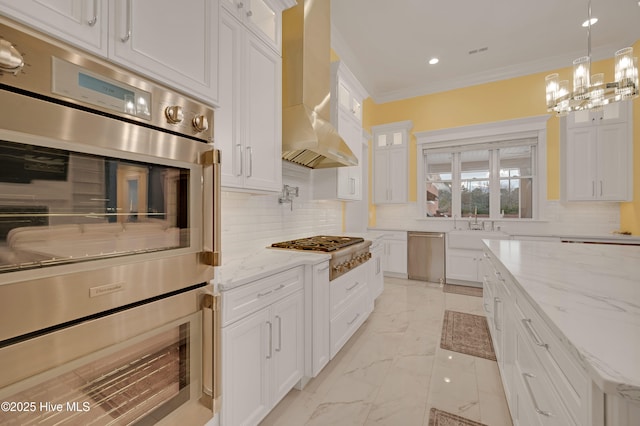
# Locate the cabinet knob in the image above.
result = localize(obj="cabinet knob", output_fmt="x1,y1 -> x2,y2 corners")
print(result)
165,105 -> 184,124
0,39 -> 24,75
246,10 -> 253,17
192,115 -> 209,132
237,2 -> 244,8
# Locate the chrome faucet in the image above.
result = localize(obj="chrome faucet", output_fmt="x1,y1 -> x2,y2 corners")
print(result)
278,184 -> 299,211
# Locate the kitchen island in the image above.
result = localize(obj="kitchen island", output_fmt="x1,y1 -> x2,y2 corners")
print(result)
483,239 -> 640,426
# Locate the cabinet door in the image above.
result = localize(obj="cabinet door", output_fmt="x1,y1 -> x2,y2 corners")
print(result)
386,239 -> 407,275
446,250 -> 480,282
243,32 -> 282,192
368,246 -> 384,300
311,262 -> 330,376
0,0 -> 107,54
217,10 -> 244,188
222,308 -> 271,426
271,291 -> 304,404
565,127 -> 597,200
388,147 -> 407,203
109,0 -> 218,104
597,124 -> 630,201
373,149 -> 389,203
244,0 -> 279,51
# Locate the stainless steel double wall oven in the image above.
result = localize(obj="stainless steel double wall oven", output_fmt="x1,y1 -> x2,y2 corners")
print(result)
0,17 -> 221,425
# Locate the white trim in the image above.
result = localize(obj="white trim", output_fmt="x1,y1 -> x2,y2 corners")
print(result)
371,120 -> 413,134
416,115 -> 548,221
415,115 -> 549,145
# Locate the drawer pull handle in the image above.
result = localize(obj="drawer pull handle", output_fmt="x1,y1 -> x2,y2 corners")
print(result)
522,373 -> 553,417
347,313 -> 360,325
266,321 -> 273,359
494,297 -> 501,331
522,319 -> 549,349
346,282 -> 359,291
275,315 -> 282,352
257,290 -> 273,298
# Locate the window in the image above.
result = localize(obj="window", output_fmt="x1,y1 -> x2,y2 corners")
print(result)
415,115 -> 548,221
421,142 -> 537,220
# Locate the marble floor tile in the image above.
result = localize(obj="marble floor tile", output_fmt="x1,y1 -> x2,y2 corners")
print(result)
259,278 -> 513,426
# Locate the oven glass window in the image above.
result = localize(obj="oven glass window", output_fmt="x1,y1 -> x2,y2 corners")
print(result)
0,324 -> 190,425
0,140 -> 189,273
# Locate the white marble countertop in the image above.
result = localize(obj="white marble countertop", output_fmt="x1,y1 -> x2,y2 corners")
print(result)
217,248 -> 329,291
483,239 -> 640,402
217,232 -> 383,292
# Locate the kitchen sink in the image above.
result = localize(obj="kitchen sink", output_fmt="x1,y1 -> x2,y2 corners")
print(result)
447,230 -> 510,250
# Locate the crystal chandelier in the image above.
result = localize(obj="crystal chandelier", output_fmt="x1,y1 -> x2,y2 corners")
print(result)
545,0 -> 638,116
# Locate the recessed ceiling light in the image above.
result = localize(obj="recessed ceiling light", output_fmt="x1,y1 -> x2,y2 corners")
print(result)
582,18 -> 598,27
428,58 -> 439,65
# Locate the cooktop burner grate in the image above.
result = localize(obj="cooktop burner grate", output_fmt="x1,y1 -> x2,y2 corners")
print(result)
271,236 -> 364,252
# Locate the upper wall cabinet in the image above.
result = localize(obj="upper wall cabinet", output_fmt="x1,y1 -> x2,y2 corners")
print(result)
216,1 -> 293,193
220,0 -> 285,54
313,61 -> 368,201
0,0 -> 108,55
0,0 -> 220,106
372,121 -> 412,204
108,0 -> 219,105
563,101 -> 633,202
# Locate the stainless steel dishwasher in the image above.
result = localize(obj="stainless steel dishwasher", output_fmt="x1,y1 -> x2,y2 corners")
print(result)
407,231 -> 445,283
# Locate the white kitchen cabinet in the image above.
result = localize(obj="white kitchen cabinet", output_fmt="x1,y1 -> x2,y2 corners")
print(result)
378,231 -> 407,277
329,265 -> 370,359
368,240 -> 384,301
447,231 -> 510,285
217,7 -> 283,193
221,267 -> 304,426
220,0 -> 287,54
312,61 -> 367,201
0,0 -> 108,55
483,248 -> 604,426
0,0 -> 220,105
307,261 -> 330,378
563,100 -> 632,202
109,0 -> 218,105
372,121 -> 412,204
312,137 -> 362,201
447,249 -> 483,284
222,307 -> 271,426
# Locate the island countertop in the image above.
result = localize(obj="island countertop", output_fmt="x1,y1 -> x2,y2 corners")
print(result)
483,239 -> 640,402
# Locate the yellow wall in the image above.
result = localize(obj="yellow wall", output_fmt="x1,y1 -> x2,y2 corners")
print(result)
364,45 -> 640,233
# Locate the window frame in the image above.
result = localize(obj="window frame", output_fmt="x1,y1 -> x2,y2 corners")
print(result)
415,115 -> 549,221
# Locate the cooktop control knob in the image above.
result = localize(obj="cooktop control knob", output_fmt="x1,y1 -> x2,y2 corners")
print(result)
164,105 -> 183,124
0,39 -> 24,75
192,114 -> 209,132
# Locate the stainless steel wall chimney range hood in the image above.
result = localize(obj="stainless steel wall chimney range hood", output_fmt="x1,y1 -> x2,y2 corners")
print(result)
281,0 -> 357,169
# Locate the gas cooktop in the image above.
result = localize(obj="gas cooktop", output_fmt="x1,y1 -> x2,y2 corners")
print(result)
270,236 -> 365,252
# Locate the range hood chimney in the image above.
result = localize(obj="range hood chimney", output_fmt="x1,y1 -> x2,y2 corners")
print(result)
281,0 -> 357,168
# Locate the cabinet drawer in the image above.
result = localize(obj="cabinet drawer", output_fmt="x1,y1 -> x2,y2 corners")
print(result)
222,267 -> 304,326
330,266 -> 367,319
514,328 -> 576,425
330,286 -> 369,359
514,290 -> 589,426
382,231 -> 407,241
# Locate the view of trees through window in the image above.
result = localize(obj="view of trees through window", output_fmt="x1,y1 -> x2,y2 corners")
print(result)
424,143 -> 535,219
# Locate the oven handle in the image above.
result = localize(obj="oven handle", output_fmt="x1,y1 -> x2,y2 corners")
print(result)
201,292 -> 221,414
200,148 -> 221,267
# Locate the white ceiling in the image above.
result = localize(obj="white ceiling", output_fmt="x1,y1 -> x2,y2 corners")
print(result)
330,0 -> 640,103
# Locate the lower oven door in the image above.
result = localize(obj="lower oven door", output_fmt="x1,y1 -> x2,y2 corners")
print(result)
0,286 -> 220,425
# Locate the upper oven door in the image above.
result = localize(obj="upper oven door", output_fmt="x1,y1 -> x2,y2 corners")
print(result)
0,88 -> 219,344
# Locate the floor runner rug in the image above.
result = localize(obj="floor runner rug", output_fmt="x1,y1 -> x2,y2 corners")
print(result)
427,408 -> 488,426
440,310 -> 496,361
443,284 -> 483,297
